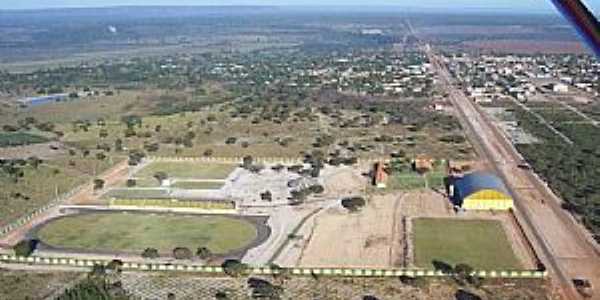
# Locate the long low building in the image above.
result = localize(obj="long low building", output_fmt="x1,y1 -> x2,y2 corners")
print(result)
450,171 -> 514,210
18,93 -> 69,107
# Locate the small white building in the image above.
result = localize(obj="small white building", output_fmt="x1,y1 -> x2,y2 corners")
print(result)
552,83 -> 569,93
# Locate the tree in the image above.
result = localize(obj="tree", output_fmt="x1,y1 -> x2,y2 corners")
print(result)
341,197 -> 366,212
222,259 -> 248,277
106,259 -> 123,274
196,247 -> 212,259
309,184 -> 324,194
126,179 -> 136,187
153,172 -> 168,185
96,152 -> 107,160
173,247 -> 193,260
141,248 -> 159,259
93,179 -> 105,191
13,239 -> 37,257
99,129 -> 108,139
114,138 -> 123,152
242,155 -> 253,169
27,156 -> 42,169
260,190 -> 273,202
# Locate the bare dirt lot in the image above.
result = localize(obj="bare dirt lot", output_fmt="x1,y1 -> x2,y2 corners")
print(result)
299,193 -> 404,268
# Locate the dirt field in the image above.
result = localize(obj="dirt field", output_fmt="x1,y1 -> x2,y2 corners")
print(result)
299,193 -> 404,268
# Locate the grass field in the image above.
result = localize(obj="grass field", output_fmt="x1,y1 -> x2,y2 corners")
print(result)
37,213 -> 257,254
136,162 -> 236,180
413,218 -> 522,270
171,181 -> 225,190
103,188 -> 170,199
386,171 -> 446,190
0,132 -> 49,147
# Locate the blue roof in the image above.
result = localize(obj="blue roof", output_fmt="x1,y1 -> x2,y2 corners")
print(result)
452,171 -> 510,205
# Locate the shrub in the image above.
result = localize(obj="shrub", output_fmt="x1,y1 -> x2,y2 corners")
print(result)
13,239 -> 37,257
93,179 -> 105,191
196,247 -> 212,260
141,248 -> 159,259
309,184 -> 324,194
126,179 -> 137,187
341,197 -> 366,212
222,259 -> 248,277
260,190 -> 273,202
173,247 -> 193,260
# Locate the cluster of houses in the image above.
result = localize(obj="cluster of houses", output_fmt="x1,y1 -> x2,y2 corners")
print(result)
447,53 -> 599,104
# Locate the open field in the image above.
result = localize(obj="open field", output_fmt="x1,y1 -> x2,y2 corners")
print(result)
36,213 -> 258,254
0,132 -> 50,148
0,153 -> 122,226
413,218 -> 522,270
136,162 -> 236,180
0,165 -> 86,226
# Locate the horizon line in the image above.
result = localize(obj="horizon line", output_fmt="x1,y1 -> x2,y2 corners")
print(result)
0,4 -> 560,14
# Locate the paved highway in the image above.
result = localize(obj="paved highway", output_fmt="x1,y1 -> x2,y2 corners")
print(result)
418,40 -> 600,299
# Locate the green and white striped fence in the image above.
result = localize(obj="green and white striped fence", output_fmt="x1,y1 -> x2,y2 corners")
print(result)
0,254 -> 547,279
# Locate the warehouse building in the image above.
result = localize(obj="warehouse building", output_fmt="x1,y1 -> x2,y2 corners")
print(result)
450,171 -> 513,210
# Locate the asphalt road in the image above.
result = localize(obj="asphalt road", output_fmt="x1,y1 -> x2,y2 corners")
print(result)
419,40 -> 600,299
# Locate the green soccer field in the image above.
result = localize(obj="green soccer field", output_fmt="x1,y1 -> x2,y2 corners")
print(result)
413,218 -> 522,270
37,213 -> 257,254
135,161 -> 237,179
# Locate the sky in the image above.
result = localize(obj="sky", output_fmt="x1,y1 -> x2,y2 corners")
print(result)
2,0 -> 599,13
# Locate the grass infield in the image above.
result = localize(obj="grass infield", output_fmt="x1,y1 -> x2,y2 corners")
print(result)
413,218 -> 522,270
37,213 -> 257,254
136,162 -> 236,180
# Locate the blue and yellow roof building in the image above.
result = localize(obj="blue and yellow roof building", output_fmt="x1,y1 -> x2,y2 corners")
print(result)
451,171 -> 514,210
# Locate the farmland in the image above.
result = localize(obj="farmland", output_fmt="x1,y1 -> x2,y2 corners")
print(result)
36,213 -> 258,254
413,218 -> 522,270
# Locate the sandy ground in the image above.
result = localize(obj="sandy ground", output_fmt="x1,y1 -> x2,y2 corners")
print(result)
0,142 -> 66,160
299,193 -> 404,268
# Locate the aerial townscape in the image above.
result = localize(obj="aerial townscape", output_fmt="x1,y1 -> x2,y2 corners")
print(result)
0,4 -> 599,300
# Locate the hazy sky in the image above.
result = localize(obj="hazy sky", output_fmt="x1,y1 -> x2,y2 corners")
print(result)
3,0 -> 600,13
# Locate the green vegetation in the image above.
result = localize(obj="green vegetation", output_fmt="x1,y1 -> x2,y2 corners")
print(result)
103,188 -> 170,199
509,103 -> 600,242
0,271 -> 81,300
0,132 -> 49,147
384,159 -> 446,190
136,162 -> 236,179
109,198 -> 235,210
171,181 -> 225,190
413,218 -> 522,270
37,213 -> 257,254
